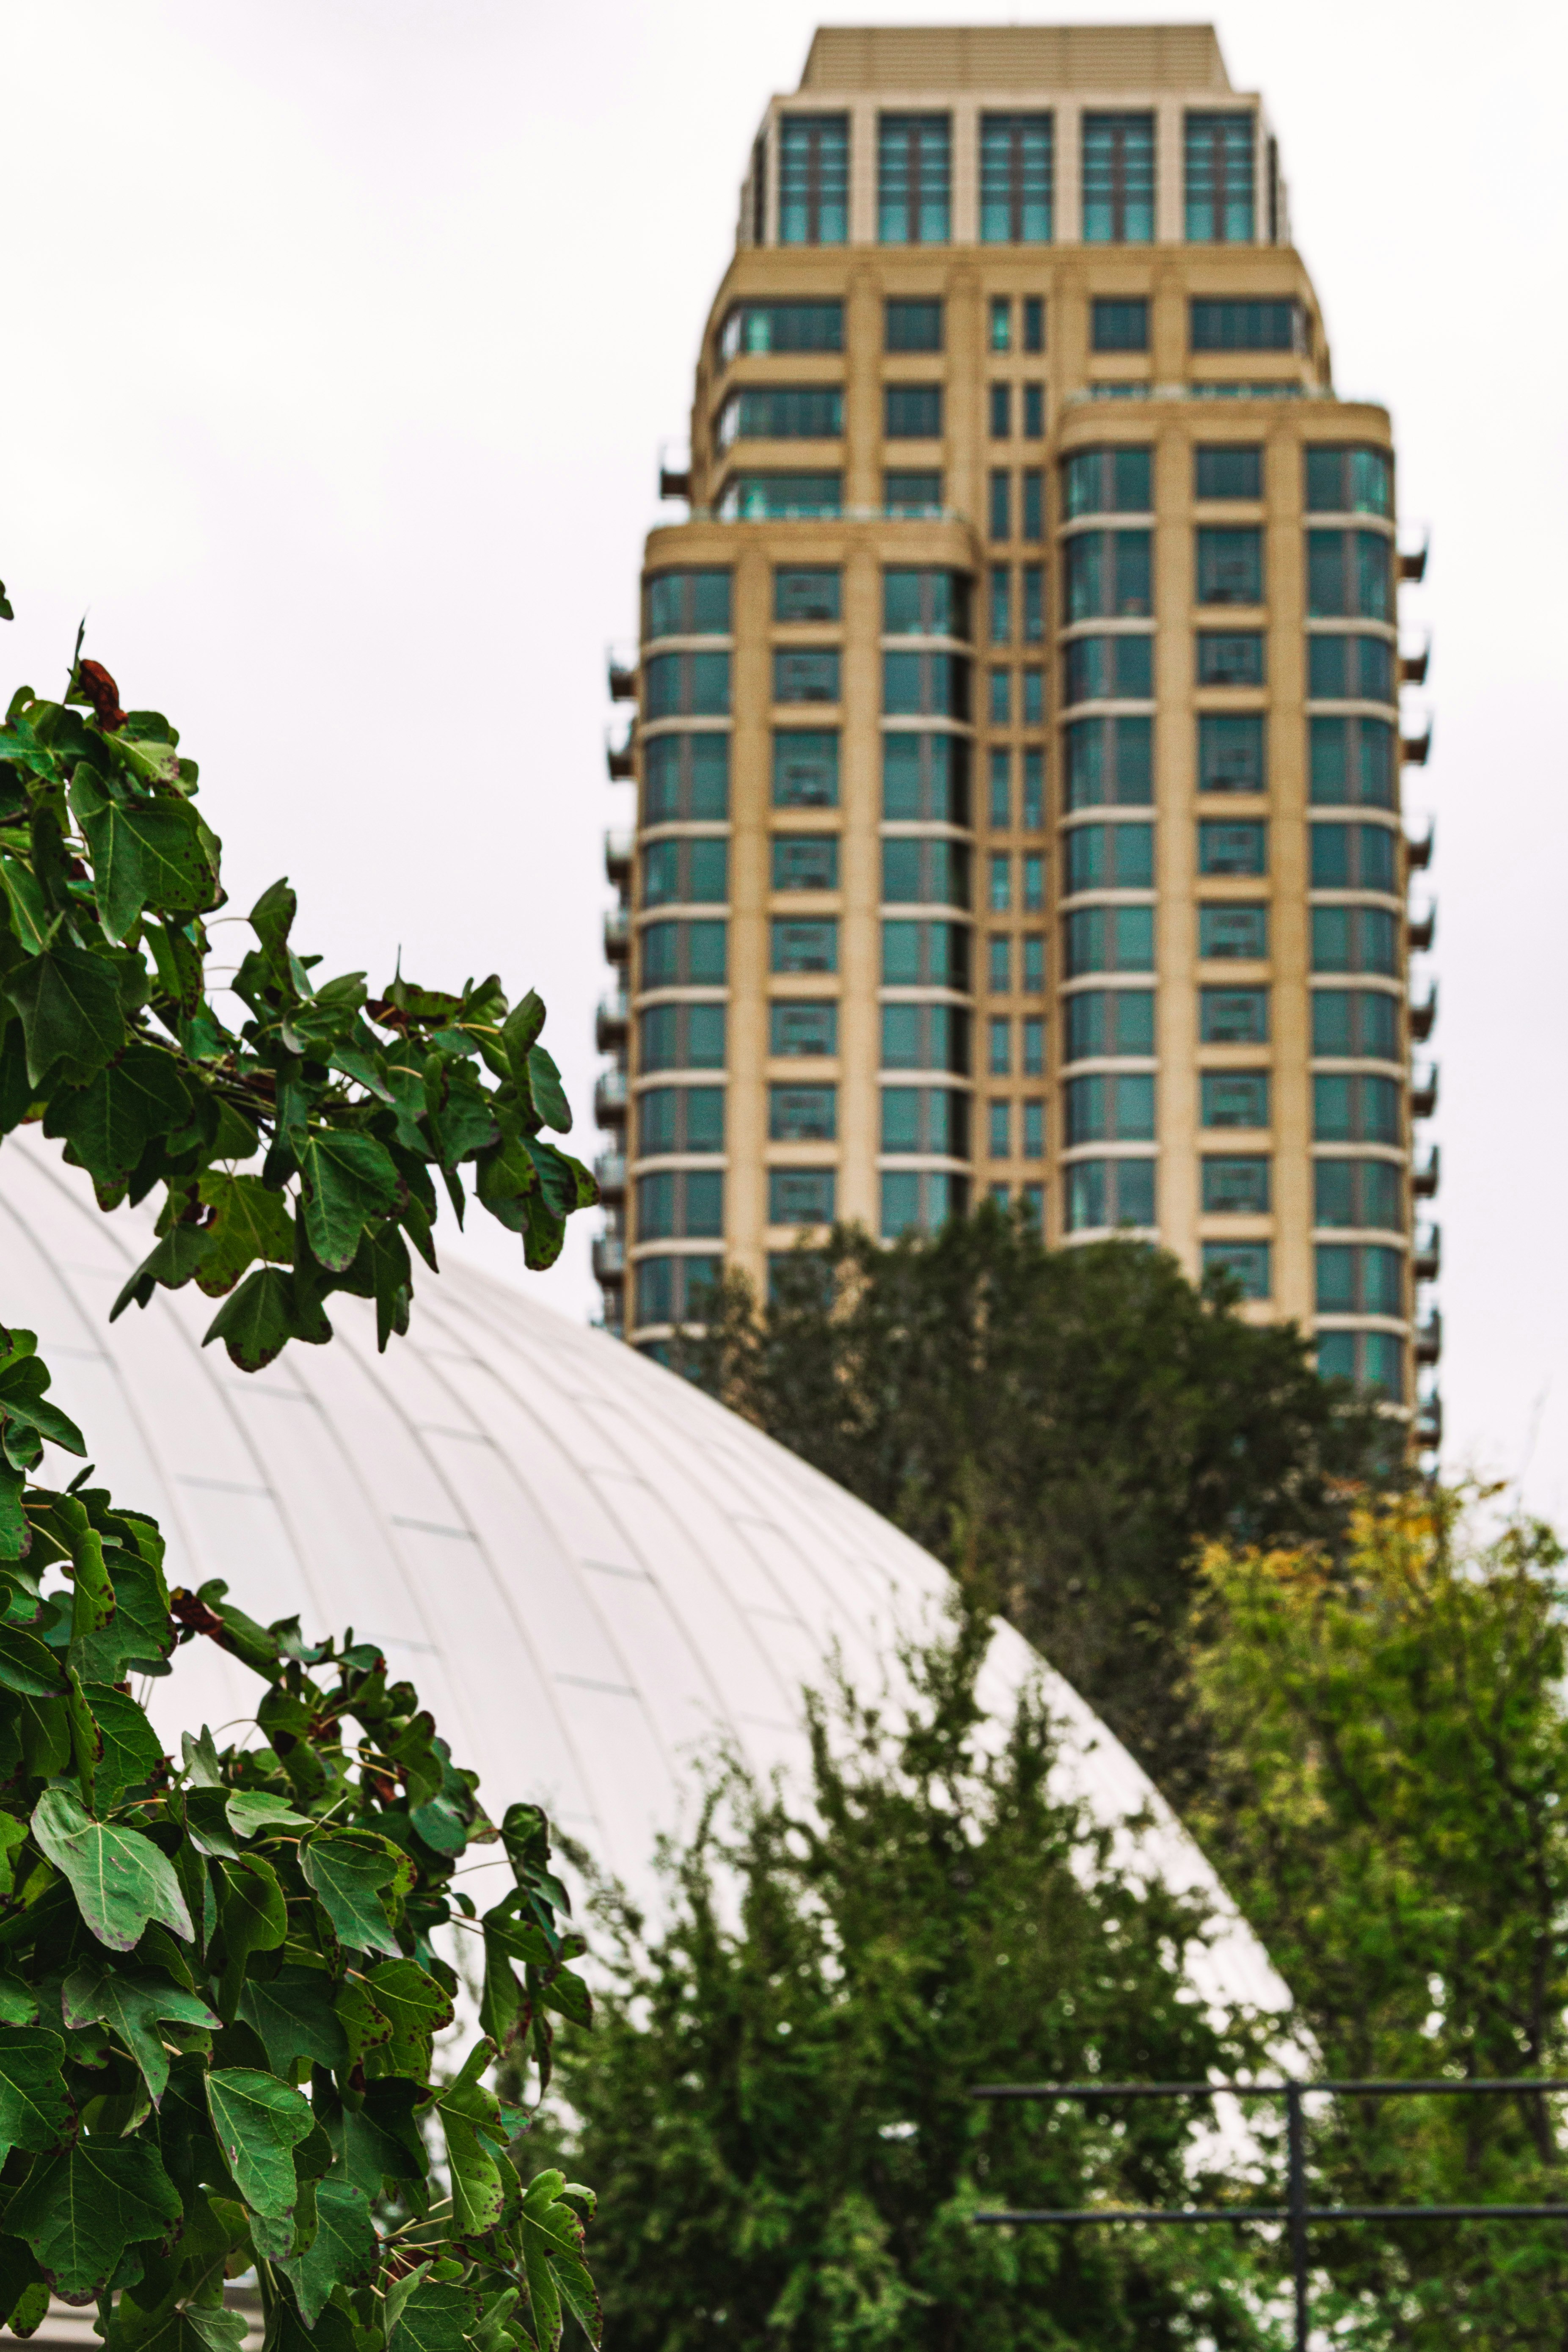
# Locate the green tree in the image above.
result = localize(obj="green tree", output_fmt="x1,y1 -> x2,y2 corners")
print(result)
537,1616 -> 1279,2352
1189,1496 -> 1568,2344
0,611 -> 604,2350
689,1210 -> 1394,1796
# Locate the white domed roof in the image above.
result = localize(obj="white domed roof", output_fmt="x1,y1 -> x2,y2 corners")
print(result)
1,1131 -> 1286,2014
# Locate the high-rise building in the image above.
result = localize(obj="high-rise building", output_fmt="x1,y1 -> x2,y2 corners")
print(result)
594,22 -> 1438,1443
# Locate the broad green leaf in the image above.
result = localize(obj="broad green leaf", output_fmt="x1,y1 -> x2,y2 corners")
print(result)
276,2176 -> 378,2324
215,1854 -> 287,2005
0,2024 -> 72,2159
386,2275 -> 483,2352
500,990 -> 546,1069
224,1790 -> 311,1840
72,1547 -> 174,1681
295,1131 -> 401,1273
82,1683 -> 163,1806
236,1966 -> 349,2077
300,1831 -> 403,1958
0,852 -> 50,953
315,2075 -> 425,2198
522,1136 -> 583,1221
7,2137 -> 182,2298
110,1226 -> 217,1322
0,1624 -> 66,1697
51,1045 -> 192,1187
205,2067 -> 314,2219
182,1787 -> 240,1859
433,2038 -> 509,2239
203,1267 -> 330,1374
0,1972 -> 38,2021
61,1966 -> 220,2105
115,2307 -> 249,2352
0,2235 -> 48,2336
69,768 -> 211,940
363,1958 -> 452,2080
193,1171 -> 294,1300
31,1784 -> 193,1952
520,2169 -> 601,2352
526,1044 -> 571,1134
6,940 -> 127,1087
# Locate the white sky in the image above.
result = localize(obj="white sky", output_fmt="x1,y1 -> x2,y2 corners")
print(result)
2,0 -> 1564,1512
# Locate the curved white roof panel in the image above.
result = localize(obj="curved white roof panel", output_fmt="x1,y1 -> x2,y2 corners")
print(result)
0,1131 -> 1287,2015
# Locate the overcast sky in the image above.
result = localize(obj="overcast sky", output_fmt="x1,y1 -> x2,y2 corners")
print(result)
2,0 -> 1564,1511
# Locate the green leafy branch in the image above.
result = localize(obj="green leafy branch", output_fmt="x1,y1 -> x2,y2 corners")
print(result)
0,1325 -> 599,2352
0,608 -> 596,1373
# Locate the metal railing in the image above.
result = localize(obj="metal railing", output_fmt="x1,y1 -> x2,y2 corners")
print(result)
971,2076 -> 1568,2352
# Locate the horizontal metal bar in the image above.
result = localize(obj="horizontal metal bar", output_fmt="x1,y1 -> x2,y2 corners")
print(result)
974,2204 -> 1568,2228
970,2079 -> 1568,2103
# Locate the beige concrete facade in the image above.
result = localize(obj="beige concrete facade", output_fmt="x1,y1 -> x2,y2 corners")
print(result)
595,25 -> 1437,1433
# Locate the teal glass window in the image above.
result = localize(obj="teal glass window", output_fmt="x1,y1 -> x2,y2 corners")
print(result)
1022,471 -> 1043,540
881,921 -> 969,988
981,112 -> 1053,240
1199,820 -> 1266,875
1023,668 -> 1043,725
771,835 -> 839,891
778,117 -> 849,246
1202,1155 -> 1270,1213
990,566 -> 1012,644
989,297 -> 1011,353
988,747 -> 1011,826
883,733 -> 969,823
637,1168 -> 723,1240
1202,1069 -> 1270,1128
879,114 -> 951,243
1316,1328 -> 1404,1402
1310,821 -> 1396,890
1312,1072 -> 1400,1143
885,470 -> 943,516
880,1002 -> 969,1073
882,837 -> 969,908
721,301 -> 843,360
718,474 -> 842,520
1022,565 -> 1044,643
773,731 -> 839,808
880,1170 -> 967,1238
1064,904 -> 1154,975
1199,903 -> 1268,960
1306,529 -> 1391,619
1308,716 -> 1395,808
1316,1242 -> 1404,1316
1314,1157 -> 1403,1231
1066,716 -> 1153,807
1064,989 -> 1155,1060
879,1086 -> 968,1156
1064,633 -> 1153,703
1025,298 -> 1044,352
1304,446 -> 1393,517
989,471 -> 1012,540
1312,989 -> 1399,1058
1185,113 -> 1255,242
885,298 -> 943,352
1191,300 -> 1295,350
634,1254 -> 722,1329
640,919 -> 727,988
988,1017 -> 1010,1075
644,733 -> 730,823
883,650 -> 971,718
1065,1071 -> 1155,1143
989,1099 -> 1011,1157
638,1087 -> 725,1157
989,853 -> 1011,912
1194,446 -> 1262,500
1063,447 -> 1152,515
1310,905 -> 1399,976
1023,852 -> 1044,912
769,1167 -> 836,1225
989,934 -> 1011,992
769,1000 -> 837,1057
771,918 -> 838,974
884,568 -> 971,636
641,838 -> 728,907
1197,630 -> 1264,685
646,570 -> 732,637
1023,934 -> 1045,993
1065,530 -> 1152,620
1024,385 -> 1045,438
989,383 -> 1012,439
1082,113 -> 1155,242
1065,821 -> 1153,891
1023,1015 -> 1045,1074
773,648 -> 840,704
1092,299 -> 1148,352
718,386 -> 842,446
886,384 -> 942,437
1197,527 -> 1263,605
645,650 -> 731,718
1066,1156 -> 1156,1230
1199,713 -> 1266,792
1200,987 -> 1268,1043
1204,1240 -> 1270,1298
774,567 -> 841,622
639,1002 -> 726,1071
989,668 -> 1011,725
1308,633 -> 1394,702
1023,748 -> 1044,829
1023,1101 -> 1045,1159
769,1084 -> 836,1142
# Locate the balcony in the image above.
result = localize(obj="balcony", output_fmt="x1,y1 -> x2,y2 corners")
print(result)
659,463 -> 692,502
1398,533 -> 1429,584
606,723 -> 636,782
1400,636 -> 1431,687
592,1233 -> 626,1283
607,646 -> 638,703
603,905 -> 630,962
595,991 -> 629,1052
1411,1063 -> 1439,1121
1414,1392 -> 1442,1450
604,828 -> 634,887
1413,1144 -> 1440,1200
1409,985 -> 1438,1044
593,1066 -> 628,1128
1407,901 -> 1436,954
1414,1223 -> 1441,1283
594,1149 -> 626,1202
1415,1311 -> 1442,1367
1402,721 -> 1433,767
1405,820 -> 1434,872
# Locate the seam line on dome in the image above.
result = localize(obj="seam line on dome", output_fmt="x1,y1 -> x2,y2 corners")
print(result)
390,1515 -> 477,1541
581,1559 -> 652,1581
554,1673 -> 638,1698
177,1474 -> 273,1498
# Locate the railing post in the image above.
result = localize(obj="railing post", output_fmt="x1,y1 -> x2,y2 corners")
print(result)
1286,2081 -> 1309,2352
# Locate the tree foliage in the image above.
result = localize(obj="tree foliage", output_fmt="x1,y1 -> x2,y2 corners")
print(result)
536,1617 -> 1279,2352
0,1326 -> 598,2348
688,1211 -> 1397,1796
1189,1497 -> 1568,2345
0,611 -> 595,1376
